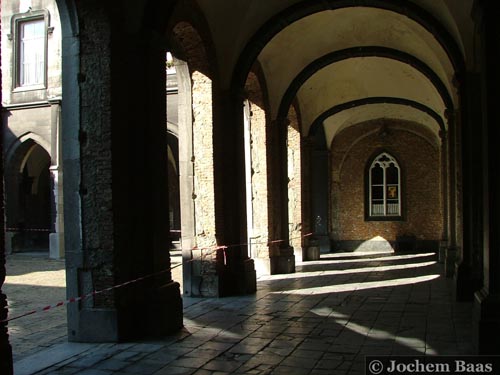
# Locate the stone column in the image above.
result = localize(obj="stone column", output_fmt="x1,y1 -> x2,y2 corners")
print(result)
455,73 -> 484,301
1,8 -> 14,369
1,58 -> 14,375
310,128 -> 330,253
65,3 -> 182,341
213,89 -> 256,294
444,109 -> 458,277
49,99 -> 64,259
473,0 -> 500,353
438,129 -> 448,263
267,118 -> 295,274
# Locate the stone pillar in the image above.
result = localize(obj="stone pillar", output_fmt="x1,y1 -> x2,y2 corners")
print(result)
444,109 -> 458,277
473,0 -> 500,353
1,22 -> 14,369
438,130 -> 448,263
213,89 -> 256,294
267,118 -> 294,274
65,3 -> 181,341
49,99 -> 64,259
310,127 -> 330,253
455,73 -> 484,301
301,137 -> 313,245
0,168 -> 13,375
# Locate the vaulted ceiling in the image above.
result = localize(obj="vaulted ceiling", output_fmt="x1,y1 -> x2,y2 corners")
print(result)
195,0 -> 474,147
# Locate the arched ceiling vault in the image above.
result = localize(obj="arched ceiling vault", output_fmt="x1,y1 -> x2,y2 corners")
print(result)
293,56 -> 447,139
251,6 -> 460,143
195,1 -> 469,147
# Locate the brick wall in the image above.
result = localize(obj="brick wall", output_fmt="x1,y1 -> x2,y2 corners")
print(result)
331,120 -> 443,247
245,71 -> 270,259
287,106 -> 302,252
77,1 -> 115,307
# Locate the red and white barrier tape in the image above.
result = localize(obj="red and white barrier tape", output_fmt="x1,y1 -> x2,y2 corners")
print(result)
6,228 -> 51,232
1,232 -> 313,324
1,263 -> 183,324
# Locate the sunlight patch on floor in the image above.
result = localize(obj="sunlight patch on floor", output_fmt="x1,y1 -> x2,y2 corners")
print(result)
272,274 -> 440,295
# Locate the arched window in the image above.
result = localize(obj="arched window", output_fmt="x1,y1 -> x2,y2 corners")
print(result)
367,152 -> 401,218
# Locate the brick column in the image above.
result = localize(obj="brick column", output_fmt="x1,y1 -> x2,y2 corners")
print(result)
65,2 -> 182,340
310,127 -> 330,253
0,7 -> 14,369
267,118 -> 295,274
213,89 -> 256,294
444,109 -> 459,277
454,72 -> 484,301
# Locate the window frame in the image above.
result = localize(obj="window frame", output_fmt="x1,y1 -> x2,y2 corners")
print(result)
10,10 -> 51,91
365,151 -> 404,221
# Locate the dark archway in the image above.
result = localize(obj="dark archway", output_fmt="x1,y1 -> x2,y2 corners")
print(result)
5,141 -> 52,252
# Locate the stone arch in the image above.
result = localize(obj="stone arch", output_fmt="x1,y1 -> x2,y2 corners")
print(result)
5,139 -> 52,253
230,0 -> 465,94
277,46 -> 454,129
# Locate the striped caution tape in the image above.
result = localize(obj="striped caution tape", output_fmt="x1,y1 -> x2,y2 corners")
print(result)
1,232 -> 313,324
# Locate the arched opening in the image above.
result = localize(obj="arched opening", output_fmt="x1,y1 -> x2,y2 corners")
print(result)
5,141 -> 52,253
167,18 -> 218,296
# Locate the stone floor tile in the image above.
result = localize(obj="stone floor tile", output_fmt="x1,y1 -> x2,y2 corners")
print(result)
129,343 -> 166,353
279,355 -> 319,369
154,365 -> 196,375
270,365 -> 312,375
121,360 -> 166,374
202,359 -> 243,372
77,370 -> 114,375
168,356 -> 211,369
94,358 -> 128,371
9,251 -> 478,375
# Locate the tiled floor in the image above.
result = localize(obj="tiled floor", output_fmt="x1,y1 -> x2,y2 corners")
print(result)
11,250 -> 474,374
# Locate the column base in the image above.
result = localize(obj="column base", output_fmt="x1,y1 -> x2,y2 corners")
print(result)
68,280 -> 183,342
219,258 -> 256,297
438,241 -> 448,263
473,289 -> 500,354
270,246 -> 295,275
254,257 -> 271,276
303,245 -> 320,261
0,293 -> 13,375
49,232 -> 65,259
4,233 -> 14,255
454,261 -> 482,302
445,247 -> 457,277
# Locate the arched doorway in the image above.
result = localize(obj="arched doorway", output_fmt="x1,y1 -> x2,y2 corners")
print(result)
5,141 -> 52,253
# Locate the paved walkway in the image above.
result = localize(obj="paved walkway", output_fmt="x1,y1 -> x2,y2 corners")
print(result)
8,250 -> 474,375
4,252 -> 67,362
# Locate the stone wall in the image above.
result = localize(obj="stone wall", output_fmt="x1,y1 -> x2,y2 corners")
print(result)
331,119 -> 443,250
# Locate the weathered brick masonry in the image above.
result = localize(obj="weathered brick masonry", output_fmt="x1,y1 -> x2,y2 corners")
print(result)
331,119 -> 443,249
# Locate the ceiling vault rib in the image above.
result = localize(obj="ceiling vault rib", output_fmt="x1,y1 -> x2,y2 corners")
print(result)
308,97 -> 445,137
230,0 -> 465,95
276,46 -> 453,123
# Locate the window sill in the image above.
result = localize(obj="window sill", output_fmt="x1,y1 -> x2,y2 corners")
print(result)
12,84 -> 47,93
365,216 -> 404,222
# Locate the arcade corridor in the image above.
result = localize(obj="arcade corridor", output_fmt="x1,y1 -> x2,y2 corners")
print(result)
2,1 -> 500,373
12,250 -> 473,375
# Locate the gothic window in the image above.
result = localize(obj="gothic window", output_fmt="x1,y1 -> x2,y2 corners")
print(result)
367,152 -> 401,219
10,10 -> 50,90
17,18 -> 46,87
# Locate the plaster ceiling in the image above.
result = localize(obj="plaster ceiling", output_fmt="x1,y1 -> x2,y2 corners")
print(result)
297,57 -> 446,136
322,104 -> 442,149
257,7 -> 457,120
193,0 -> 471,144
